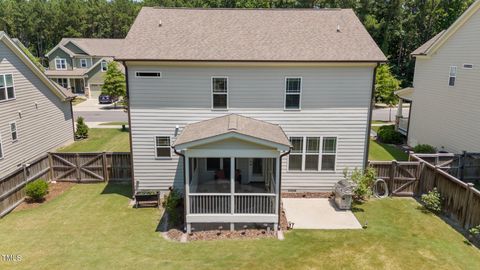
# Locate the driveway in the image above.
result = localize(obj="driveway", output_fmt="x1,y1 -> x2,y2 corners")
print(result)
282,198 -> 362,229
73,98 -> 127,123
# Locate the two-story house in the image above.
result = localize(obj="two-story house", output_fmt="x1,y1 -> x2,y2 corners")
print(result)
400,0 -> 480,153
0,31 -> 75,179
44,38 -> 123,98
117,8 -> 386,232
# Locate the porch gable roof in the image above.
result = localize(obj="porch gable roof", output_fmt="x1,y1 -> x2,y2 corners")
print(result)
173,114 -> 291,151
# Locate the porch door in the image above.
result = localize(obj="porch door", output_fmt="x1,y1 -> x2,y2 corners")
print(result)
249,158 -> 264,182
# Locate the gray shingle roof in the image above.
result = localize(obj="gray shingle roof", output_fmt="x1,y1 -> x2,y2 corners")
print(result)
117,7 -> 386,62
60,38 -> 124,57
173,114 -> 291,148
411,30 -> 446,56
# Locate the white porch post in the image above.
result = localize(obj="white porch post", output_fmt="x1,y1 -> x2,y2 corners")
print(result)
230,157 -> 235,231
397,99 -> 404,118
274,157 -> 280,232
185,155 -> 191,234
67,78 -> 72,91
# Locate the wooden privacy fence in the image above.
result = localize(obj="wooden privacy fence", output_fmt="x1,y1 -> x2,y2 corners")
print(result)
0,152 -> 131,218
369,155 -> 480,230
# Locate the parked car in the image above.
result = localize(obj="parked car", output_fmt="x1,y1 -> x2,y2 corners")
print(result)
98,94 -> 118,104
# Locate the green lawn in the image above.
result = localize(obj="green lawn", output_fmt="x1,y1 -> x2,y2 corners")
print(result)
369,139 -> 408,161
57,128 -> 130,152
0,183 -> 478,269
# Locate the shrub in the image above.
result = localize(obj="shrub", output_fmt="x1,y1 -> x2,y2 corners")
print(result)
469,225 -> 480,237
162,188 -> 183,226
413,144 -> 437,154
421,188 -> 442,213
25,179 -> 49,202
75,117 -> 89,139
377,125 -> 403,144
346,167 -> 377,201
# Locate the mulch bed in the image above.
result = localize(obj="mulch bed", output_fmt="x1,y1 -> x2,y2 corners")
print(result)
14,182 -> 75,211
187,228 -> 276,241
282,192 -> 332,198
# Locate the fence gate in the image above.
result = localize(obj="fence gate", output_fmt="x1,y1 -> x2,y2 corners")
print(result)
50,153 -> 107,182
370,161 -> 421,196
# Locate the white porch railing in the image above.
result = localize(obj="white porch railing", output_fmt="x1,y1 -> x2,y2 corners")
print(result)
189,193 -> 276,215
398,117 -> 409,135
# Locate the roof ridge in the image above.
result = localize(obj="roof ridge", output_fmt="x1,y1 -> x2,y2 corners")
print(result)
148,6 -> 347,11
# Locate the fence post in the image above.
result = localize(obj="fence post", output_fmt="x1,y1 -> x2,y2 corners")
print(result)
461,183 -> 475,229
390,160 -> 397,194
102,152 -> 108,182
415,161 -> 424,196
75,153 -> 81,183
459,151 -> 467,180
433,165 -> 440,189
47,153 -> 54,182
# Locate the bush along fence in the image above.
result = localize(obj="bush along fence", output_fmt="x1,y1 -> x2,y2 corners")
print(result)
369,154 -> 480,231
0,152 -> 131,218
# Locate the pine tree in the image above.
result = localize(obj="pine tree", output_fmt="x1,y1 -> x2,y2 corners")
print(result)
75,116 -> 89,139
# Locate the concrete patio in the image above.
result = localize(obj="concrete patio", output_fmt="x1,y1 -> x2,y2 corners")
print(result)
282,198 -> 362,230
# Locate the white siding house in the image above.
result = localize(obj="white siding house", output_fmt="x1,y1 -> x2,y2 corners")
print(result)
117,8 -> 386,231
0,32 -> 75,179
408,0 -> 480,153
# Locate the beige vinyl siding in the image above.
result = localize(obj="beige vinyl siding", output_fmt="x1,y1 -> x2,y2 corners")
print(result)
409,8 -> 480,153
128,64 -> 373,192
47,48 -> 73,70
0,41 -> 73,178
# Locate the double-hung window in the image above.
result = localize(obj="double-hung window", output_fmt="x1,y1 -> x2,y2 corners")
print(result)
10,122 -> 18,142
56,78 -> 68,88
0,74 -> 15,101
321,137 -> 337,171
80,59 -> 88,68
101,60 -> 108,72
449,66 -> 457,86
212,77 -> 228,109
0,133 -> 4,159
288,136 -> 337,171
285,77 -> 301,110
55,58 -> 67,70
154,136 -> 171,158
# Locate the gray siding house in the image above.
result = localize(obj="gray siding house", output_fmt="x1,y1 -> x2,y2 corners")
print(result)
404,0 -> 480,153
117,8 -> 386,231
44,38 -> 123,98
0,32 -> 74,178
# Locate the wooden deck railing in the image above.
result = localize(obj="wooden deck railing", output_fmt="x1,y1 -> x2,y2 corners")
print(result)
189,193 -> 276,215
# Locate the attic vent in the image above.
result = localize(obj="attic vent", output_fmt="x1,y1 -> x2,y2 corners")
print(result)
136,71 -> 162,78
463,64 -> 474,69
228,115 -> 238,131
158,20 -> 162,27
336,24 -> 341,32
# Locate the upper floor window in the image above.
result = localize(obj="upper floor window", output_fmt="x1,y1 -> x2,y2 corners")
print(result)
285,77 -> 301,110
0,133 -> 4,159
449,66 -> 457,86
55,58 -> 67,70
80,59 -> 88,68
155,136 -> 171,158
288,136 -> 337,172
212,77 -> 228,110
10,122 -> 18,142
101,60 -> 108,72
0,74 -> 15,101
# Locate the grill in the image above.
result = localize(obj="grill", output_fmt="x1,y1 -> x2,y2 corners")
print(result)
334,179 -> 356,210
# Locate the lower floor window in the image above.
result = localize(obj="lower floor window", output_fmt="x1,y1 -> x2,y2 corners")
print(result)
288,136 -> 337,171
155,136 -> 171,158
56,78 -> 68,88
10,122 -> 17,141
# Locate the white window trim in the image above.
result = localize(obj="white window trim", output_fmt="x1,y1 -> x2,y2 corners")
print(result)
0,132 -> 4,159
154,136 -> 172,159
135,71 -> 162,78
448,66 -> 457,87
0,73 -> 16,102
284,77 -> 302,111
10,121 -> 18,142
80,59 -> 88,68
55,58 -> 67,70
287,136 -> 338,172
211,76 -> 229,111
101,61 -> 108,72
205,157 -> 225,172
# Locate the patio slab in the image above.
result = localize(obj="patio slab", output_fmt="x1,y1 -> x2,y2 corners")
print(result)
283,198 -> 362,230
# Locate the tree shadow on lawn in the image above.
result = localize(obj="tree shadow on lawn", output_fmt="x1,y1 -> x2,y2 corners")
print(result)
101,182 -> 132,198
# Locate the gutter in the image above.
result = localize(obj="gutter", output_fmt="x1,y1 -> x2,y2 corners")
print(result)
363,62 -> 381,169
277,149 -> 291,229
122,61 -> 136,197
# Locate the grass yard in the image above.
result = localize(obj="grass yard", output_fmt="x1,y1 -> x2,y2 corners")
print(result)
0,183 -> 479,270
369,139 -> 408,161
57,128 -> 130,152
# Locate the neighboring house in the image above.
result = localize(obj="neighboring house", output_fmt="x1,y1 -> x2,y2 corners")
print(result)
44,38 -> 123,98
117,8 -> 386,231
0,32 -> 75,178
404,0 -> 480,153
